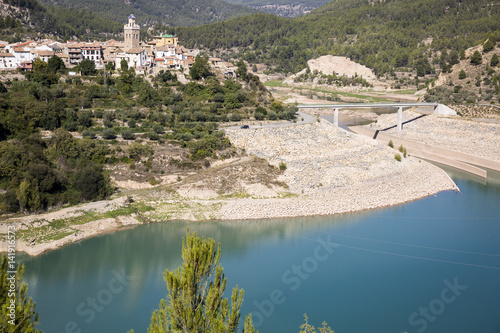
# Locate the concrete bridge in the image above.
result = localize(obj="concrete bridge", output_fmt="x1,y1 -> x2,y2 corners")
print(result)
297,103 -> 456,131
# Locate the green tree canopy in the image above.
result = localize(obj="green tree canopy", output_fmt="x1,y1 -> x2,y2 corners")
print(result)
32,58 -> 47,73
470,50 -> 482,65
79,59 -> 96,76
1,255 -> 42,332
47,55 -> 66,74
190,55 -> 211,80
483,39 -> 495,53
146,229 -> 256,333
458,69 -> 467,79
491,54 -> 499,67
121,59 -> 129,72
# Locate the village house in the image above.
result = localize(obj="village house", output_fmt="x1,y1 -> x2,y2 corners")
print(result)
81,43 -> 103,67
0,52 -> 16,69
66,42 -> 82,66
0,15 -> 191,72
32,50 -> 55,63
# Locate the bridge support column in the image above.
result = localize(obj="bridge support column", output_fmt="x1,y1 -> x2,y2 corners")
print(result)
334,108 -> 339,127
397,106 -> 403,131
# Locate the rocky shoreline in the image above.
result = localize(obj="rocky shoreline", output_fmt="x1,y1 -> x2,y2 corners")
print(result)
220,119 -> 458,219
1,118 -> 460,256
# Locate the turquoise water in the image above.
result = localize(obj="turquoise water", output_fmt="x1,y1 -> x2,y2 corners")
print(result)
20,170 -> 500,333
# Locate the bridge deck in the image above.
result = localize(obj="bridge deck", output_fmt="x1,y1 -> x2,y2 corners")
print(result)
297,102 -> 439,109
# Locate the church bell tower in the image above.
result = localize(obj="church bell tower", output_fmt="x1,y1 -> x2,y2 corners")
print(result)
124,14 -> 140,49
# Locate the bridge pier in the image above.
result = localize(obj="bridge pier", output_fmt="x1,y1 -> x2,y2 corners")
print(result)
334,108 -> 339,127
397,106 -> 403,131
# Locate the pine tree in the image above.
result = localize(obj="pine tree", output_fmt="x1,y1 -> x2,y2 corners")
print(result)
147,229 -> 257,333
491,54 -> 499,67
190,55 -> 211,80
483,39 -> 495,53
470,50 -> 483,65
0,255 -> 42,332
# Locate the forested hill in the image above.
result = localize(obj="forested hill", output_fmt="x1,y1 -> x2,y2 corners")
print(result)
171,0 -> 500,74
37,0 -> 256,26
223,0 -> 328,17
0,0 -> 123,41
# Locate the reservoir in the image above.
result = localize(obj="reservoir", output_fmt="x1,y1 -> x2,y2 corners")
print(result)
20,166 -> 500,333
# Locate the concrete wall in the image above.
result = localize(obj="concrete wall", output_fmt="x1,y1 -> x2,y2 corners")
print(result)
349,126 -> 500,178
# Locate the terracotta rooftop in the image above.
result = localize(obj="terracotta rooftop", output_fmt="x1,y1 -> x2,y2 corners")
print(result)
125,47 -> 144,54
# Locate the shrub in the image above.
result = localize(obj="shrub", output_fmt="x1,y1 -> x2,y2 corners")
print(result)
128,142 -> 154,161
458,70 -> 466,80
148,132 -> 160,140
82,129 -> 96,139
93,109 -> 104,118
394,153 -> 402,162
122,128 -> 135,140
254,112 -> 265,120
102,128 -> 116,140
149,178 -> 160,186
388,140 -> 394,148
230,113 -> 241,122
398,144 -> 404,153
279,161 -> 287,171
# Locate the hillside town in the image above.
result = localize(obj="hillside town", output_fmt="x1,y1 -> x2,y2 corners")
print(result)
0,14 -> 237,76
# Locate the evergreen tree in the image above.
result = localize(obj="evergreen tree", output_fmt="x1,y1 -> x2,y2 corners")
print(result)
32,58 -> 47,73
146,229 -> 256,333
121,59 -> 129,72
190,55 -> 211,80
0,255 -> 42,332
483,39 -> 495,53
470,50 -> 483,65
458,69 -> 467,79
491,54 -> 499,67
47,55 -> 66,74
78,59 -> 96,76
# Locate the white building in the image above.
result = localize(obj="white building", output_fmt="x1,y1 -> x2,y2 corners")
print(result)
0,52 -> 16,69
81,44 -> 103,66
155,45 -> 187,70
123,47 -> 147,68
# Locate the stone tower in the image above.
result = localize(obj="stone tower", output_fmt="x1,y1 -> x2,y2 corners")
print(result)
124,14 -> 140,49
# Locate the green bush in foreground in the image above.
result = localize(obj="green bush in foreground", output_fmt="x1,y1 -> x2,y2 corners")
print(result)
0,255 -> 43,332
395,153 -> 402,162
144,229 -> 256,333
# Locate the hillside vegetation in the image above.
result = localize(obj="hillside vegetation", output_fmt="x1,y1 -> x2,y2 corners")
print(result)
170,0 -> 500,75
0,56 -> 278,214
0,0 -> 123,41
37,0 -> 256,26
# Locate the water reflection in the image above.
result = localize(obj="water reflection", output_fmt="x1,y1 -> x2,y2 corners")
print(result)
18,170 -> 500,333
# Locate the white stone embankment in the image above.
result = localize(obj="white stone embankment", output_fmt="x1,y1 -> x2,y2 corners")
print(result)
370,110 -> 500,163
221,119 -> 458,220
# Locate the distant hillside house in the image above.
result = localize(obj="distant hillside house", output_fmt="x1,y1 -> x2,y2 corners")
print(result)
150,34 -> 178,47
0,52 -> 16,69
155,45 -> 187,69
115,47 -> 147,69
11,47 -> 33,66
66,43 -> 82,66
82,44 -> 103,66
33,50 -> 55,63
59,53 -> 70,67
